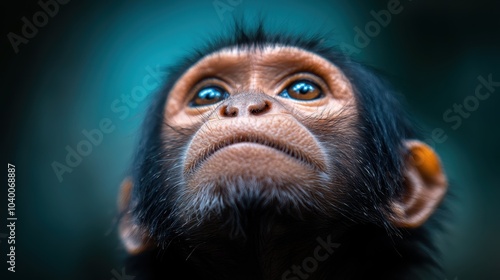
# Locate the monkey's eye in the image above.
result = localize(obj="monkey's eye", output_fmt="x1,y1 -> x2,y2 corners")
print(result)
280,80 -> 323,101
190,86 -> 228,107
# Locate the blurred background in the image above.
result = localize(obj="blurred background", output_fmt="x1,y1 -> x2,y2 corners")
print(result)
1,0 -> 499,279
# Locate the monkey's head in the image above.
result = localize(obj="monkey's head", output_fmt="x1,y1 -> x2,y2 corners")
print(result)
118,26 -> 447,255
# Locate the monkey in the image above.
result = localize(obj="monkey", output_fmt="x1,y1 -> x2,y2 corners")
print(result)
117,23 -> 448,280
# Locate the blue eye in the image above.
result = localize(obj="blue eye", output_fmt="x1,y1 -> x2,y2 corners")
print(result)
190,86 -> 228,107
279,80 -> 322,100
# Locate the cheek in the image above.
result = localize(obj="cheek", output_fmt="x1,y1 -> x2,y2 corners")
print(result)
302,105 -> 361,165
166,110 -> 200,128
165,100 -> 218,130
289,98 -> 355,122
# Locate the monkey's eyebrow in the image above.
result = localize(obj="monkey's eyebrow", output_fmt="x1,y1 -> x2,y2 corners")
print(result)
189,76 -> 232,92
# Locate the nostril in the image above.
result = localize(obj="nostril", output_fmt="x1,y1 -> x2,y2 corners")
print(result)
249,100 -> 271,116
221,105 -> 238,117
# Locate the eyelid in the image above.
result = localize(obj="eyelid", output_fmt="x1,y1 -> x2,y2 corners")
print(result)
276,72 -> 328,96
187,78 -> 230,104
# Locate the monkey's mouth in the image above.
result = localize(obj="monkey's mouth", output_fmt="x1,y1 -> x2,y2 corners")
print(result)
189,135 -> 318,173
184,117 -> 328,176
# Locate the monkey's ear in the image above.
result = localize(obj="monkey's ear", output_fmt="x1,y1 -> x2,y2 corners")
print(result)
389,140 -> 448,228
118,178 -> 152,254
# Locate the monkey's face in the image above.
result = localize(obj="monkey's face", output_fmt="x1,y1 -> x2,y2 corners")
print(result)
119,43 -> 447,253
163,46 -> 360,219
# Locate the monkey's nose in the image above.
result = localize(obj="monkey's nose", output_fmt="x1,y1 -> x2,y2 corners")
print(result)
220,93 -> 273,117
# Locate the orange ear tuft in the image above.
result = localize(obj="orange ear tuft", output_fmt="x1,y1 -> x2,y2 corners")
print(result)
389,140 -> 448,228
408,142 -> 443,183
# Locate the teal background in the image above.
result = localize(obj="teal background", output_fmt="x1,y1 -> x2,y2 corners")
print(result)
1,0 -> 499,279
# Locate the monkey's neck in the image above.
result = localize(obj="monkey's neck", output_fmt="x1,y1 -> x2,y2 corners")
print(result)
128,222 -> 435,280
178,219 -> 346,280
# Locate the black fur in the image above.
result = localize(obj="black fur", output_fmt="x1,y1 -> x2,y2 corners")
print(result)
122,21 -> 448,280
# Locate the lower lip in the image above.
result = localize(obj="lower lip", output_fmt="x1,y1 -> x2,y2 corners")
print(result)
192,142 -> 310,173
212,142 -> 301,162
